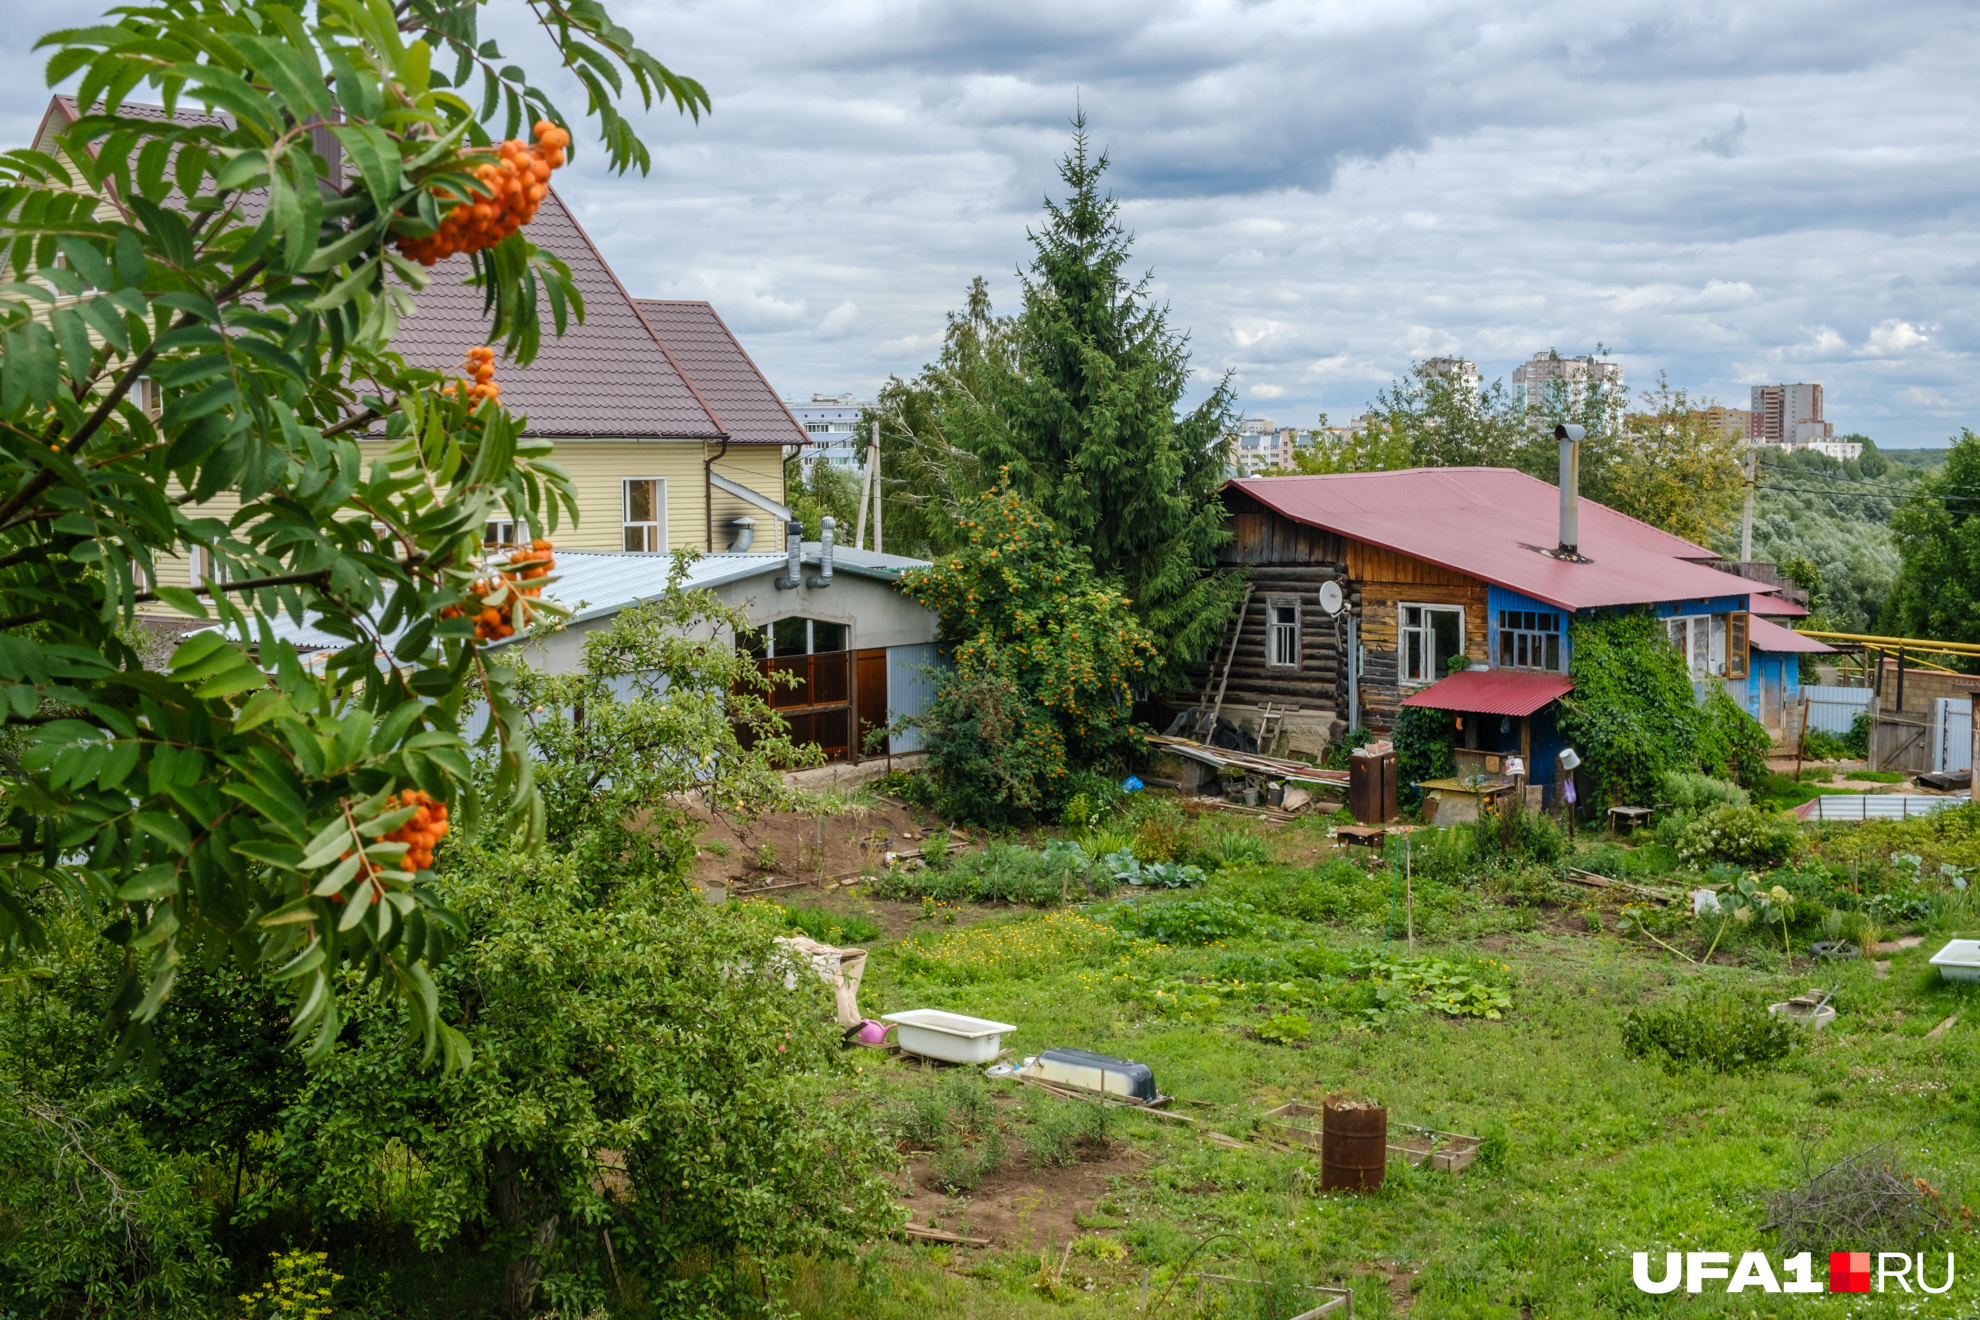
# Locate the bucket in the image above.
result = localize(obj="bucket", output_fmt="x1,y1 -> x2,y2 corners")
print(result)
1321,1095 -> 1387,1193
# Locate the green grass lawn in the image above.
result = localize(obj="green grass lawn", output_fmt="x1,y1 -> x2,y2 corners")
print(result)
791,845 -> 1980,1318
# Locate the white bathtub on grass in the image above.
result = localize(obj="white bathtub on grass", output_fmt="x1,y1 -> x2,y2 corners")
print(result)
882,1010 -> 1015,1064
1930,940 -> 1980,983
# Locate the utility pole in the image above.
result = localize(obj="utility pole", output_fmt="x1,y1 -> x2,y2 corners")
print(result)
853,423 -> 874,551
871,420 -> 883,556
1740,445 -> 1757,563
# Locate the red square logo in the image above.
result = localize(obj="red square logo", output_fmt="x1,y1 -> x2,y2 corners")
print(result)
1831,1251 -> 1872,1293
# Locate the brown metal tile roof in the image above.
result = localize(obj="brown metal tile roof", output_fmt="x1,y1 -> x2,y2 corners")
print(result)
634,301 -> 809,447
393,190 -> 725,439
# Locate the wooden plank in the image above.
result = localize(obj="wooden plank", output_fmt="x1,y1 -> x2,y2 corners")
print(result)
902,1225 -> 992,1246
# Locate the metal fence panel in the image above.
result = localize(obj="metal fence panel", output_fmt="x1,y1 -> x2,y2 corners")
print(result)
886,643 -> 942,754
1804,685 -> 1872,735
1934,697 -> 1973,776
1801,793 -> 1970,822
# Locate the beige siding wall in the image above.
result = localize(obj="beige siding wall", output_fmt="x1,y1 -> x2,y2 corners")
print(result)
162,439 -> 791,590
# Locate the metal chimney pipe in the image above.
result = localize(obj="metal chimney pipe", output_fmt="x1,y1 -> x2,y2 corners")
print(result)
726,516 -> 756,553
1554,424 -> 1584,556
807,516 -> 835,588
775,517 -> 804,589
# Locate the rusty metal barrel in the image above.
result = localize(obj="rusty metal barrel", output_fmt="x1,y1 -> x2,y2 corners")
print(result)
1320,1095 -> 1387,1193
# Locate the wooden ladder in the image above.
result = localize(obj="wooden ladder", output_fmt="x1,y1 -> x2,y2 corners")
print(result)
1201,586 -> 1255,744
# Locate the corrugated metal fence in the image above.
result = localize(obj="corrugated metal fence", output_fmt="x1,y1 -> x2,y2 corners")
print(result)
1933,697 -> 1972,775
886,643 -> 942,754
1803,685 -> 1872,735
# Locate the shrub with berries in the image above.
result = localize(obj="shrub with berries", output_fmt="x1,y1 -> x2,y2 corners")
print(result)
441,539 -> 559,642
396,121 -> 571,266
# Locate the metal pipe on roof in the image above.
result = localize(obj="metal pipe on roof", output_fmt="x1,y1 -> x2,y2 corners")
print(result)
776,518 -> 804,590
1554,424 -> 1584,557
807,517 -> 835,589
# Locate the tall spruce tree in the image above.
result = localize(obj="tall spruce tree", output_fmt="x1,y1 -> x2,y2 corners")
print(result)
976,115 -> 1244,691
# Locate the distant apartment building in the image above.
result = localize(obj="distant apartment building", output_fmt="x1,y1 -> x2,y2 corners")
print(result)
1747,383 -> 1860,460
1232,416 -> 1299,474
1420,356 -> 1481,395
1510,352 -> 1624,413
784,392 -> 872,471
1699,405 -> 1753,439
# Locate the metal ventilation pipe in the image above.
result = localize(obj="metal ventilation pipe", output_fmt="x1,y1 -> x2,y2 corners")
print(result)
1554,424 -> 1584,557
775,517 -> 804,590
726,516 -> 756,553
806,516 -> 835,588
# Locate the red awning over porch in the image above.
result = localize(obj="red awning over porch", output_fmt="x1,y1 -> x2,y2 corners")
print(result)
1398,669 -> 1573,717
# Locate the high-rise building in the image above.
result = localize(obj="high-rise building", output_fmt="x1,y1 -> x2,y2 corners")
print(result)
1510,352 -> 1624,413
1420,357 -> 1481,394
1743,383 -> 1859,459
783,392 -> 872,471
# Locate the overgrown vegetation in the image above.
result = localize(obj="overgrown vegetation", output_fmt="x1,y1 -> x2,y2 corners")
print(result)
1620,991 -> 1798,1074
1560,611 -> 1772,808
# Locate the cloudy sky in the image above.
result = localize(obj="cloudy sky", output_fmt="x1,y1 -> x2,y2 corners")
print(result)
6,0 -> 1979,445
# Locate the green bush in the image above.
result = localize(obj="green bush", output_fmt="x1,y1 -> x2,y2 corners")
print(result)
1843,710 -> 1872,759
781,905 -> 882,944
1393,705 -> 1456,803
1475,806 -> 1565,866
1209,829 -> 1271,867
1696,685 -> 1774,788
1801,729 -> 1848,761
1022,1092 -> 1111,1167
1658,770 -> 1750,811
1102,896 -> 1263,944
1676,805 -> 1797,869
1621,993 -> 1796,1074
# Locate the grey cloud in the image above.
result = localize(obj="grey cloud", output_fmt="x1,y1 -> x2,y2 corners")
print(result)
7,0 -> 1980,443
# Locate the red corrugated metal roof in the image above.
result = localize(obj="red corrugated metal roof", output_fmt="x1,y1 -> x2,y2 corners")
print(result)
1230,469 -> 1761,610
1749,616 -> 1836,653
1752,593 -> 1810,618
1398,668 -> 1574,716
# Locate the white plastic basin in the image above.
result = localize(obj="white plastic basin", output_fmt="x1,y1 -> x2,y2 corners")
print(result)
882,1009 -> 1016,1064
1930,939 -> 1980,983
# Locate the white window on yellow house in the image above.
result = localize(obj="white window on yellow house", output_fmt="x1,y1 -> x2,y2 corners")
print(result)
132,377 -> 161,419
188,545 -> 227,588
622,478 -> 665,552
485,517 -> 521,547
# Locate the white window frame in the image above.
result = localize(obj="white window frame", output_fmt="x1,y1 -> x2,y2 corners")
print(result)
1665,614 -> 1729,678
1496,607 -> 1564,672
1265,595 -> 1301,671
622,477 -> 666,553
132,376 -> 162,420
485,517 -> 521,547
1400,603 -> 1465,685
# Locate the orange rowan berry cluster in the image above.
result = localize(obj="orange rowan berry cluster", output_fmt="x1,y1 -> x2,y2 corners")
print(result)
382,790 -> 449,872
396,121 -> 570,265
440,539 -> 556,641
441,346 -> 500,406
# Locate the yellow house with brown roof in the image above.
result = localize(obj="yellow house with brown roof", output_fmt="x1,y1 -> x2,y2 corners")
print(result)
28,94 -> 805,586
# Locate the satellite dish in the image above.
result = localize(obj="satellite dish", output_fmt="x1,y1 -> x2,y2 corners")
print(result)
1317,580 -> 1345,616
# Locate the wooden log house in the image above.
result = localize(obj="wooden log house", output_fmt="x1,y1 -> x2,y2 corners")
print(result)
1182,466 -> 1828,797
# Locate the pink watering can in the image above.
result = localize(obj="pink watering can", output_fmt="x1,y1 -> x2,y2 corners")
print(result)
852,1019 -> 894,1046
